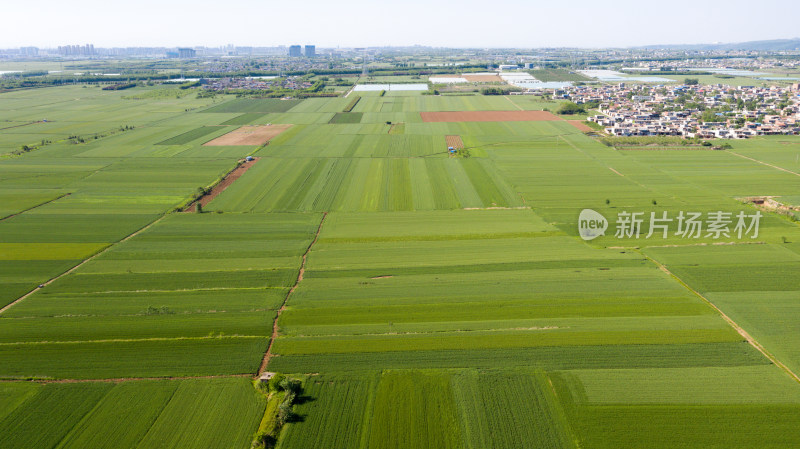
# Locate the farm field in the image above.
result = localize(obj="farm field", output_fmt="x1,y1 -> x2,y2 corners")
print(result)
0,212 -> 320,379
420,110 -> 562,122
0,378 -> 265,449
1,84 -> 800,449
203,124 -> 292,146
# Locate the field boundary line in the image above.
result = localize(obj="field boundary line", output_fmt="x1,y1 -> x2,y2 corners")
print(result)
640,252 -> 800,385
0,192 -> 71,222
0,120 -> 44,131
343,80 -> 359,98
726,150 -> 800,177
0,215 -> 166,315
0,374 -> 251,384
504,95 -> 524,111
46,286 -> 289,296
258,212 -> 328,375
560,136 -> 668,196
0,335 -> 267,346
183,157 -> 260,212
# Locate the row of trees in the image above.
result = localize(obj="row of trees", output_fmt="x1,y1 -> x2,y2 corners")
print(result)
252,374 -> 303,449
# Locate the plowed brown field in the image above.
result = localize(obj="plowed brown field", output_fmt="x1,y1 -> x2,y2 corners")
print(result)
567,120 -> 593,132
462,75 -> 503,82
446,135 -> 464,149
203,124 -> 292,146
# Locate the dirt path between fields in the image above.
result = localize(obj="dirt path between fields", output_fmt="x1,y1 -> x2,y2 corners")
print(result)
0,216 -> 166,315
641,252 -> 800,385
726,150 -> 800,177
0,374 -> 251,384
504,96 -> 524,111
184,158 -> 259,212
343,80 -> 359,98
0,193 -> 71,222
0,120 -> 44,131
561,136 -> 666,198
258,212 -> 328,375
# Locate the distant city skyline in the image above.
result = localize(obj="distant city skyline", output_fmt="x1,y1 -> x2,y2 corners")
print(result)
4,0 -> 800,49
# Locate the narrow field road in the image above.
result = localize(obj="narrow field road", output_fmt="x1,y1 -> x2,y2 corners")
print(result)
1,157 -> 255,315
183,157 -> 259,212
258,212 -> 328,375
504,95 -> 524,110
0,374 -> 251,384
0,193 -> 71,222
0,216 -> 166,315
726,150 -> 800,177
641,252 -> 800,385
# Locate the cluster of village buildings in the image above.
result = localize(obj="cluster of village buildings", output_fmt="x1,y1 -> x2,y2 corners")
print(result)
202,76 -> 315,92
559,82 -> 800,138
622,57 -> 800,72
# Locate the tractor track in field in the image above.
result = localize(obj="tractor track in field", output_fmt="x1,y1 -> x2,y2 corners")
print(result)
258,212 -> 327,375
0,216 -> 166,316
641,252 -> 800,385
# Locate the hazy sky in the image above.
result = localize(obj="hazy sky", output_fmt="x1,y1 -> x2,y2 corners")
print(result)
3,0 -> 799,48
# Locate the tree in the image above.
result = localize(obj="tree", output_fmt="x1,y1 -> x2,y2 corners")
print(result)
278,378 -> 302,394
700,110 -> 718,123
252,432 -> 276,449
556,101 -> 585,115
277,403 -> 294,425
481,87 -> 507,96
684,78 -> 699,85
267,373 -> 286,392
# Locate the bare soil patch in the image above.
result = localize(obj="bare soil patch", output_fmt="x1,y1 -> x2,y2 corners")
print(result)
371,275 -> 394,279
421,110 -> 561,123
184,158 -> 259,212
462,75 -> 503,82
739,196 -> 800,213
446,135 -> 464,149
203,124 -> 291,146
567,120 -> 593,132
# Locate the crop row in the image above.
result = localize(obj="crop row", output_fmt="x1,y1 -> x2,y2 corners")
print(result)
210,157 -> 522,212
0,378 -> 264,449
268,342 -> 766,373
